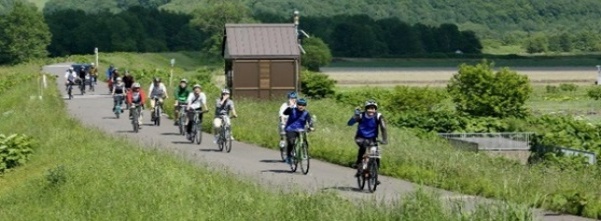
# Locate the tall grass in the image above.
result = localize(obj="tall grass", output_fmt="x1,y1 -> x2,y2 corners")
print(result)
0,65 -> 532,220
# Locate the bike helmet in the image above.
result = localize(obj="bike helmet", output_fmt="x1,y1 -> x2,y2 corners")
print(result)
193,84 -> 201,89
132,82 -> 141,88
287,91 -> 297,99
116,77 -> 122,81
364,100 -> 378,109
180,78 -> 188,83
221,88 -> 230,94
297,98 -> 307,106
69,67 -> 74,70
153,77 -> 161,82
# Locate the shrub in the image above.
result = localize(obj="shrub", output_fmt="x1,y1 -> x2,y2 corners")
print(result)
301,37 -> 333,72
300,71 -> 336,99
447,60 -> 532,118
0,134 -> 35,173
587,86 -> 601,100
559,83 -> 578,92
335,86 -> 447,112
546,85 -> 559,93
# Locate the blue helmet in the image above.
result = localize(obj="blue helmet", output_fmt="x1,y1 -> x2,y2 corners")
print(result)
287,91 -> 297,99
297,98 -> 307,106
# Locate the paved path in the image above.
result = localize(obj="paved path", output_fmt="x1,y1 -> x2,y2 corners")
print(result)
46,63 -> 592,221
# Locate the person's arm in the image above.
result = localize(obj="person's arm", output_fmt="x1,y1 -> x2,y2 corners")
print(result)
347,110 -> 362,126
379,115 -> 388,144
161,83 -> 168,98
283,107 -> 293,115
306,111 -> 314,129
186,93 -> 194,109
148,84 -> 153,98
230,101 -> 237,117
278,103 -> 288,119
111,85 -> 116,96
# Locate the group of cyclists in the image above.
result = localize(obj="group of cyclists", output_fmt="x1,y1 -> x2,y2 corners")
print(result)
63,63 -> 99,95
66,64 -> 389,182
277,91 -> 388,180
106,66 -> 237,144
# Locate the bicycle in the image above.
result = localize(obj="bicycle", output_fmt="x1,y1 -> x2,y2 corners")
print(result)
78,78 -> 85,95
151,96 -> 163,126
66,81 -> 74,100
86,74 -> 94,92
187,109 -> 208,145
176,102 -> 187,135
113,94 -> 124,118
357,140 -> 384,193
289,126 -> 313,175
131,104 -> 143,133
216,115 -> 236,153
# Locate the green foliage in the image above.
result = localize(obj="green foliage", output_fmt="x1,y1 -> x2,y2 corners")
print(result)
587,86 -> 601,100
546,85 -> 559,94
301,37 -> 332,72
45,165 -> 67,186
0,1 -> 51,64
0,134 -> 35,173
335,86 -> 447,113
559,83 -> 578,92
447,60 -> 532,118
300,71 -> 336,99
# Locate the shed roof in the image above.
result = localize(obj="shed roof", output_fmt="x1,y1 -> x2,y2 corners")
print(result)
222,23 -> 301,59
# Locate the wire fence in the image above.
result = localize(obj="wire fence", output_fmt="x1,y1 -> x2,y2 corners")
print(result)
438,132 -> 533,151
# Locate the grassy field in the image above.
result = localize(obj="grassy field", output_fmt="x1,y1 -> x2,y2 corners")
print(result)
328,56 -> 601,68
0,62 -> 533,220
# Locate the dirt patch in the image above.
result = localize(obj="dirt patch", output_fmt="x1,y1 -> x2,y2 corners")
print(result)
322,67 -> 599,87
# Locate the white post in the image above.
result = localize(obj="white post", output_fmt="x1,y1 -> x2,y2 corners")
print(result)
170,58 -> 175,88
597,65 -> 601,85
94,47 -> 99,68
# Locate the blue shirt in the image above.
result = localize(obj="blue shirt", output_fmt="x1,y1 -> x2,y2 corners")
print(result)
348,112 -> 379,138
284,107 -> 312,132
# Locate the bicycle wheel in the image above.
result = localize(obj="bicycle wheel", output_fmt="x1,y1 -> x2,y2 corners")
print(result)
217,126 -> 225,151
367,160 -> 379,193
357,166 -> 366,190
300,139 -> 310,175
155,107 -> 161,126
290,142 -> 298,172
224,127 -> 232,153
114,105 -> 120,119
178,110 -> 185,135
280,142 -> 287,162
132,109 -> 139,133
195,123 -> 202,145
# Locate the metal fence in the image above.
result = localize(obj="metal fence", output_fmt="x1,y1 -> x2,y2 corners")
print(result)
438,132 -> 534,151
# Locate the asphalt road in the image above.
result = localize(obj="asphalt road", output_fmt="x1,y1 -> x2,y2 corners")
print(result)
45,63 -> 593,221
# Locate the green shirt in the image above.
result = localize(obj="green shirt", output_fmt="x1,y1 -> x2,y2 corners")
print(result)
175,86 -> 191,102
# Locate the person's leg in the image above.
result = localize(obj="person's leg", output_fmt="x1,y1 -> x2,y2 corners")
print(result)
279,120 -> 286,148
285,131 -> 297,161
174,102 -> 180,125
186,110 -> 195,134
355,137 -> 367,167
212,117 -> 222,143
223,116 -> 232,139
150,98 -> 156,118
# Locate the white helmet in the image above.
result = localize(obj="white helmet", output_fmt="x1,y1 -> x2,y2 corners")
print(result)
116,77 -> 122,81
193,84 -> 202,89
221,88 -> 230,94
69,67 -> 74,70
132,82 -> 141,88
91,62 -> 95,66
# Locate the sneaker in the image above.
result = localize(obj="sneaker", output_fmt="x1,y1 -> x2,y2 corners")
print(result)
376,181 -> 381,185
279,140 -> 286,148
174,121 -> 179,126
285,157 -> 292,165
355,172 -> 361,178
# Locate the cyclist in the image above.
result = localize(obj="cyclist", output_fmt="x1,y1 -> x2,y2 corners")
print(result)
282,98 -> 315,164
213,89 -> 237,143
77,65 -> 87,93
90,63 -> 98,85
278,91 -> 297,148
148,77 -> 168,122
122,70 -> 135,91
347,100 -> 388,179
126,82 -> 146,127
174,78 -> 191,126
111,77 -> 126,113
64,67 -> 77,91
186,84 -> 208,140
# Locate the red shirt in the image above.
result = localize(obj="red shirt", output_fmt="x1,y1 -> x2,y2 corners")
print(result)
126,89 -> 146,105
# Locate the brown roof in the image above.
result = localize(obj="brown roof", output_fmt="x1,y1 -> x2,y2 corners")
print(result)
222,23 -> 300,59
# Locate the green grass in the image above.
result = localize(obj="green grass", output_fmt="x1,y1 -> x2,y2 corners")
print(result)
527,84 -> 601,123
0,59 -> 534,220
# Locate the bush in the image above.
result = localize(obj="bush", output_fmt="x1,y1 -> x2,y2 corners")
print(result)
587,86 -> 601,100
0,134 -> 35,173
300,71 -> 336,99
301,37 -> 332,72
335,86 -> 447,113
447,60 -> 532,118
559,83 -> 578,92
546,85 -> 559,93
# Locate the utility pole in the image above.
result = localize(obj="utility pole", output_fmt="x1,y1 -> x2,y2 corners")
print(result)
170,58 -> 175,88
597,65 -> 601,85
294,10 -> 300,94
94,47 -> 99,68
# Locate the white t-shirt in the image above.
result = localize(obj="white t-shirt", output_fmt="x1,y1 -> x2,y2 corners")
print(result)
186,92 -> 207,110
64,71 -> 77,81
148,83 -> 167,98
279,102 -> 290,118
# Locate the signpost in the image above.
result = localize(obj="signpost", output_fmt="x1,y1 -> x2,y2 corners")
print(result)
169,58 -> 175,87
597,65 -> 601,85
94,47 -> 99,68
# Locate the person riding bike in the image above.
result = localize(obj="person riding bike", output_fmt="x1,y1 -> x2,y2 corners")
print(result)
122,70 -> 135,91
347,100 -> 388,180
111,77 -> 126,113
278,91 -> 297,148
186,84 -> 208,139
174,78 -> 191,126
148,77 -> 168,122
78,65 -> 87,93
64,67 -> 77,91
126,82 -> 146,127
282,98 -> 315,164
213,89 -> 238,144
90,63 -> 98,85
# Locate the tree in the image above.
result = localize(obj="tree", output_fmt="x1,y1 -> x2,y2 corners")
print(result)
190,0 -> 255,56
447,60 -> 532,118
301,37 -> 332,72
524,34 -> 548,54
0,1 -> 51,64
